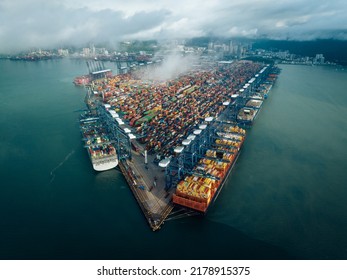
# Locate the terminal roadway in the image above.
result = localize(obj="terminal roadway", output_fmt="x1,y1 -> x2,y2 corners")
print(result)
119,150 -> 174,231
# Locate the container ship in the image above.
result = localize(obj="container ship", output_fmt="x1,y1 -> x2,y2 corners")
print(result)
237,98 -> 264,125
172,125 -> 246,213
74,75 -> 91,86
80,114 -> 118,171
237,66 -> 279,125
74,60 -> 112,86
237,107 -> 259,125
73,70 -> 113,86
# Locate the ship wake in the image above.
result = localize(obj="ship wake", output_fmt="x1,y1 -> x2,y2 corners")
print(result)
49,150 -> 75,184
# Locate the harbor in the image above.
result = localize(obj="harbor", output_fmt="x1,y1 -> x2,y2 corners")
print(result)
2,58 -> 347,259
79,59 -> 280,230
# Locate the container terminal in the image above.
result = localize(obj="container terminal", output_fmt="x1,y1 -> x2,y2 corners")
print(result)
74,60 -> 113,86
78,59 -> 279,230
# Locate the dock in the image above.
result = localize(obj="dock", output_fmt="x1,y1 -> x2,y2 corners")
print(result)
79,60 -> 280,230
118,157 -> 173,231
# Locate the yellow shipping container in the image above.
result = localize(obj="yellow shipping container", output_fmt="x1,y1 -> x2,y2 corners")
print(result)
204,178 -> 212,184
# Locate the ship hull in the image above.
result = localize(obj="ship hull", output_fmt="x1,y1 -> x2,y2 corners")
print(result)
88,149 -> 119,171
173,134 -> 245,213
92,157 -> 119,171
81,113 -> 119,172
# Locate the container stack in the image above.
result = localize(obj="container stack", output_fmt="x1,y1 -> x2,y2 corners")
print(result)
88,61 -> 261,157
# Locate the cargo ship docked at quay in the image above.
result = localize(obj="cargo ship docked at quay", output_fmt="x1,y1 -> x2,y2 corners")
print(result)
236,66 -> 280,126
74,60 -> 112,86
80,114 -> 119,171
78,60 -> 280,229
172,125 -> 246,213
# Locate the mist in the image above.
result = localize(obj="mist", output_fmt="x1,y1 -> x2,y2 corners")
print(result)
134,52 -> 199,81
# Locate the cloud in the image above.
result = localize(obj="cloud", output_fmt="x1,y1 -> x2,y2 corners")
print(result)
0,0 -> 347,52
0,0 -> 169,52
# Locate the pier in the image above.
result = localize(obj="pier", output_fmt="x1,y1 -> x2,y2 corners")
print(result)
119,159 -> 173,231
80,59 -> 280,230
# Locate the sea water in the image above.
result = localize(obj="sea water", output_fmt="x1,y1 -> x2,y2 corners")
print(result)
0,60 -> 346,259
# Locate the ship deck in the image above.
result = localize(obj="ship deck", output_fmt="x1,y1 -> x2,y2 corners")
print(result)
237,108 -> 258,122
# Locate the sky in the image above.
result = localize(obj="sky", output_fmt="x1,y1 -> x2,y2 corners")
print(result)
0,0 -> 347,53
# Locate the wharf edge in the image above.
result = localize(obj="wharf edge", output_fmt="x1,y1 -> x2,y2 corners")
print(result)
118,160 -> 173,231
